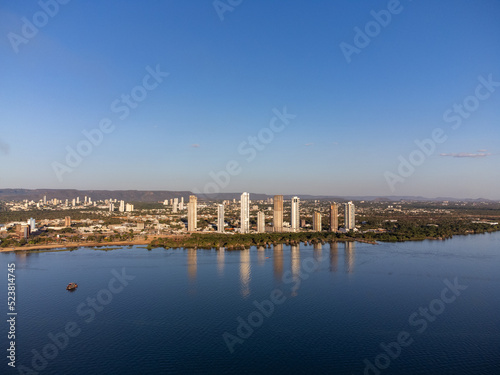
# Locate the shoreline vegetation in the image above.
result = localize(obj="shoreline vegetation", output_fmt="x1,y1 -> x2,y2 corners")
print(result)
147,225 -> 500,250
2,223 -> 499,252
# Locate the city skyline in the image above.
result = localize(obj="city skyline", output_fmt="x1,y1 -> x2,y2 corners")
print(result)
1,1 -> 499,199
1,2 -> 498,373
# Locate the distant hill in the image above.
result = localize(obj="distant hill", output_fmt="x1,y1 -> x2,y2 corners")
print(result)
0,189 -> 495,203
0,189 -> 192,202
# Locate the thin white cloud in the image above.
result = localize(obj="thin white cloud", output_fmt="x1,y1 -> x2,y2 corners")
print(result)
304,143 -> 314,146
477,149 -> 488,152
191,144 -> 200,148
440,152 -> 492,158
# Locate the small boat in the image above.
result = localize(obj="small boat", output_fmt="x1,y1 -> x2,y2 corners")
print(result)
66,283 -> 78,290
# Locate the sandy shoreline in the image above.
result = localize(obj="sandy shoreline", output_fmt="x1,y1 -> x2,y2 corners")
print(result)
0,239 -> 155,252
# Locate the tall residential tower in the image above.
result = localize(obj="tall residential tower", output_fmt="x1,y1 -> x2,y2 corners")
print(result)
330,202 -> 338,232
344,201 -> 355,230
240,192 -> 250,233
257,211 -> 265,233
313,212 -> 322,232
217,204 -> 225,233
291,196 -> 300,232
273,195 -> 283,232
187,195 -> 197,232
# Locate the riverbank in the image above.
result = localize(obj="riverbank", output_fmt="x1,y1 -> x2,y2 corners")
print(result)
0,239 -> 151,252
2,226 -> 499,252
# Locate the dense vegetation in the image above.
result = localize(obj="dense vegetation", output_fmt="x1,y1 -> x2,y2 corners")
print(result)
148,221 -> 500,250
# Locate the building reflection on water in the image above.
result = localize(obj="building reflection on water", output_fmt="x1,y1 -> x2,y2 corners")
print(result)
344,242 -> 355,274
240,249 -> 251,298
257,246 -> 266,265
313,243 -> 322,263
290,244 -> 301,297
187,248 -> 197,281
217,247 -> 225,276
290,244 -> 300,278
273,244 -> 283,280
329,243 -> 338,272
15,251 -> 29,266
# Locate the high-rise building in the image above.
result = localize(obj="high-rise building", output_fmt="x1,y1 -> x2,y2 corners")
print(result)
109,203 -> 114,212
313,212 -> 322,232
257,211 -> 265,233
217,204 -> 225,233
76,197 -> 80,204
84,196 -> 88,205
273,195 -> 283,232
65,216 -> 71,227
240,192 -> 250,233
344,201 -> 355,230
43,195 -> 47,205
28,218 -> 36,232
187,195 -> 197,232
291,196 -> 300,232
330,203 -> 339,232
173,198 -> 178,213
119,200 -> 125,212
126,203 -> 134,212
72,198 -> 76,206
179,197 -> 185,210
19,224 -> 30,239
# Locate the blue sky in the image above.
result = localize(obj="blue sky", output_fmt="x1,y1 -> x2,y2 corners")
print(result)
1,0 -> 499,199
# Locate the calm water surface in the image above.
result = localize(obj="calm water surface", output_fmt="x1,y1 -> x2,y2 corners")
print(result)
1,232 -> 499,374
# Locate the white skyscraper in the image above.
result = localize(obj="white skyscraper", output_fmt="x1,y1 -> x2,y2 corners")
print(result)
173,198 -> 178,213
119,200 -> 125,212
76,197 -> 80,204
180,197 -> 184,210
344,201 -> 356,230
240,192 -> 250,233
257,211 -> 265,233
218,204 -> 225,233
28,218 -> 36,232
291,196 -> 300,232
